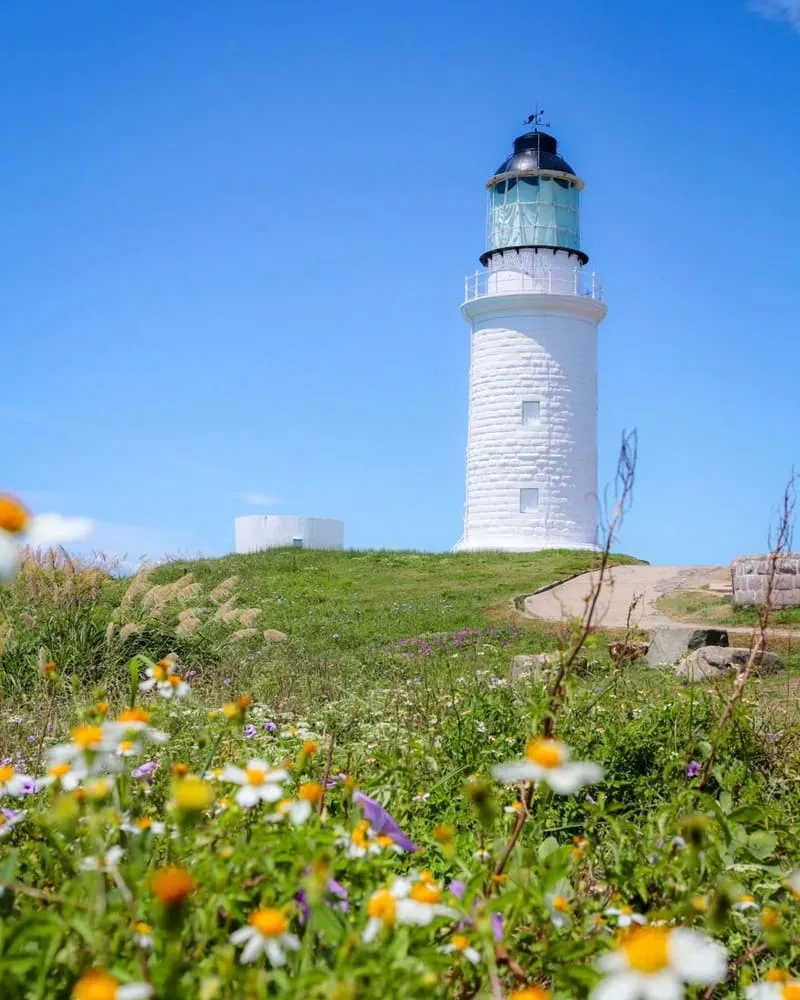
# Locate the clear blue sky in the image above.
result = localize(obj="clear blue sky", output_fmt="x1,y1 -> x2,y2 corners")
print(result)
3,0 -> 800,567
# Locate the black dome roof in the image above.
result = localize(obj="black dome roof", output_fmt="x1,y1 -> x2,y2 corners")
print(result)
495,130 -> 575,176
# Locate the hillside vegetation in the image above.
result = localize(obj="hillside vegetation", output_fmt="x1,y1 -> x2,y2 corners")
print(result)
1,547 -> 800,999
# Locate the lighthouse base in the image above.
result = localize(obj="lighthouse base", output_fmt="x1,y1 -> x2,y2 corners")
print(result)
452,536 -> 600,554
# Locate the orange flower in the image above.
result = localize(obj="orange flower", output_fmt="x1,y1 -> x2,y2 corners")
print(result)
151,867 -> 195,907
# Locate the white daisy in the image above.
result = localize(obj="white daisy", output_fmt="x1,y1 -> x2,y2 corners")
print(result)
133,921 -> 154,949
229,908 -> 300,967
120,815 -> 166,837
46,725 -> 123,776
363,876 -> 457,943
80,846 -> 124,873
338,821 -> 402,859
733,894 -> 759,912
0,765 -> 36,798
438,933 -> 481,964
493,737 -> 604,795
591,926 -> 727,1000
0,496 -> 91,582
784,871 -> 800,897
220,760 -> 288,809
0,809 -> 25,837
605,905 -> 648,928
72,969 -> 152,999
546,882 -> 573,928
747,980 -> 800,1000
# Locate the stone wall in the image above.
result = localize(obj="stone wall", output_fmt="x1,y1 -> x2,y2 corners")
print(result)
731,555 -> 800,607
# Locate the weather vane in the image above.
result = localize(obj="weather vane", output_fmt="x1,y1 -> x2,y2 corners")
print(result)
524,106 -> 549,130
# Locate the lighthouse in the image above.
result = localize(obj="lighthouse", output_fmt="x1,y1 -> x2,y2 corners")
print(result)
454,118 -> 607,553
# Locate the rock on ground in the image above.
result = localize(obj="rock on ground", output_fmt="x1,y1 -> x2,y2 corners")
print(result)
263,629 -> 289,643
647,627 -> 729,667
674,645 -> 782,682
511,652 -> 562,682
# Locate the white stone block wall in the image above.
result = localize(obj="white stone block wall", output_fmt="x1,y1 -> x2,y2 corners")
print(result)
235,516 -> 344,553
456,290 -> 606,552
732,555 -> 800,607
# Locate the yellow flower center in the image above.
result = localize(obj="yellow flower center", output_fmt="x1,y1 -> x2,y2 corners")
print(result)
509,990 -> 551,1000
768,970 -> 789,982
620,905 -> 633,915
245,766 -> 267,786
87,779 -> 110,799
152,665 -> 167,682
96,702 -> 110,715
367,888 -> 397,925
525,738 -> 564,769
375,835 -> 395,848
551,895 -> 570,913
410,882 -> 441,904
0,495 -> 29,535
72,969 -> 120,1000
622,927 -> 670,975
71,726 -> 103,750
117,708 -> 151,725
0,766 -> 15,783
351,827 -> 368,847
173,763 -> 189,777
249,907 -> 287,937
302,740 -> 318,756
167,674 -> 182,687
133,921 -> 152,935
299,781 -> 323,803
783,987 -> 800,1000
761,907 -> 780,930
451,934 -> 470,952
740,895 -> 755,904
136,818 -> 153,830
118,740 -> 134,754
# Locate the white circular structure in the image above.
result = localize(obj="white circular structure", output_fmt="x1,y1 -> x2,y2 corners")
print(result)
454,125 -> 607,552
235,515 -> 344,553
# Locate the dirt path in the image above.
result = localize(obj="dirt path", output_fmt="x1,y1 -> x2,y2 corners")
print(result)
523,564 -> 800,639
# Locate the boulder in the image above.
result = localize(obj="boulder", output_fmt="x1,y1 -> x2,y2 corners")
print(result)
263,629 -> 289,643
647,627 -> 728,667
608,640 -> 649,665
511,652 -> 562,682
674,645 -> 782,682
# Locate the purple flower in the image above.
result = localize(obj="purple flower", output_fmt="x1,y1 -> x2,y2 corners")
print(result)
18,779 -> 39,796
449,879 -> 467,901
296,876 -> 349,923
264,720 -> 278,732
185,669 -> 198,680
352,790 -> 418,852
687,760 -> 702,779
243,724 -> 257,739
491,912 -> 504,942
132,760 -> 158,781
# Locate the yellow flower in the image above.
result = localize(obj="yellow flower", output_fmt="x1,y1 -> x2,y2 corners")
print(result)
72,968 -> 152,999
172,775 -> 213,814
761,906 -> 780,930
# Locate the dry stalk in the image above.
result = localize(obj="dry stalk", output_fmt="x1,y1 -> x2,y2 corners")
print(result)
493,431 -> 638,880
697,473 -> 797,791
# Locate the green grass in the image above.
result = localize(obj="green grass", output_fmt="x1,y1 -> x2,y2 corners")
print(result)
656,588 -> 800,627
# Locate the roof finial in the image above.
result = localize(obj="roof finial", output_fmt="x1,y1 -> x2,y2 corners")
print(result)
524,106 -> 549,131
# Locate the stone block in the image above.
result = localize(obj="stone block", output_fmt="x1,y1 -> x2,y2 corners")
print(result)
511,652 -> 561,682
675,645 -> 782,682
647,627 -> 726,667
687,629 -> 729,652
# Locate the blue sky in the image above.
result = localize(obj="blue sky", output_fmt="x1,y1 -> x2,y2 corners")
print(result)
3,0 -> 800,567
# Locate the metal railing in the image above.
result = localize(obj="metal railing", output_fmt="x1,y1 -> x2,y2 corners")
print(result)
464,267 -> 603,303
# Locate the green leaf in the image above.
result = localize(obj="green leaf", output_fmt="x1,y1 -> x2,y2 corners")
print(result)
747,831 -> 778,860
728,806 -> 764,824
538,836 -> 560,860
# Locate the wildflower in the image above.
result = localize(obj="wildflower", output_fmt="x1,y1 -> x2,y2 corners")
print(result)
243,724 -> 257,739
0,495 -> 91,582
138,659 -> 174,691
545,884 -> 573,928
761,907 -> 780,930
108,709 -> 168,747
573,835 -> 589,857
363,876 -> 456,943
733,895 -> 759,912
46,726 -> 122,776
0,765 -> 36,798
686,760 -> 702,779
438,933 -> 481,964
433,823 -> 455,843
220,760 -> 288,809
413,792 -> 431,802
151,867 -> 194,907
504,800 -> 525,815
72,969 -> 153,1000
229,908 -> 300,966
267,782 -> 322,825
131,760 -> 158,782
0,808 -> 25,836
171,775 -> 213,814
785,871 -> 800,897
493,738 -> 603,795
352,790 -> 418,852
80,846 -> 124,873
473,848 -> 492,862
133,921 -> 154,949
121,815 -> 166,837
747,981 -> 800,999
41,661 -> 57,678
591,925 -> 727,1000
264,721 -> 278,732
173,763 -> 190,778
605,905 -> 647,928
509,990 -> 551,1000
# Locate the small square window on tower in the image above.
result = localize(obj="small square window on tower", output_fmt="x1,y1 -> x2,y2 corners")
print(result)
522,401 -> 540,424
520,488 -> 539,513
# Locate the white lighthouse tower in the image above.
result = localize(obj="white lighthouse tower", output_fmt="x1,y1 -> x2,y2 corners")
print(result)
455,117 -> 607,553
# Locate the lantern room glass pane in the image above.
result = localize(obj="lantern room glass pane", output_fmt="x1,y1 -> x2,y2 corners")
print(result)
487,175 -> 581,252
